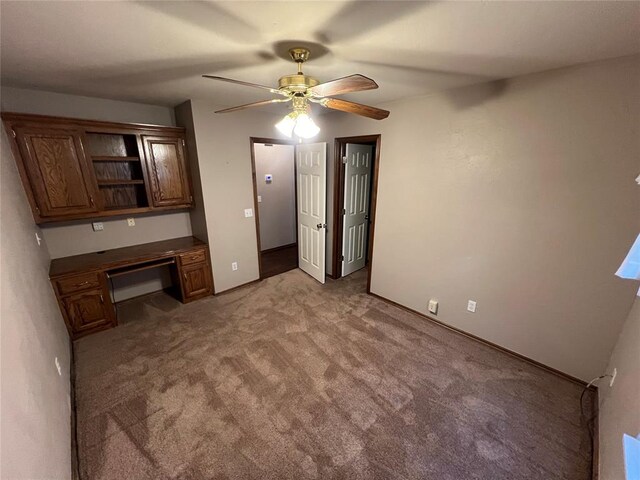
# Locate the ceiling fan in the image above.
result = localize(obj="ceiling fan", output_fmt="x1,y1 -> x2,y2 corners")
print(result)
202,47 -> 389,138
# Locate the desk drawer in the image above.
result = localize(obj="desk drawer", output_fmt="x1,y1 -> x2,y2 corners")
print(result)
55,272 -> 101,295
179,249 -> 207,266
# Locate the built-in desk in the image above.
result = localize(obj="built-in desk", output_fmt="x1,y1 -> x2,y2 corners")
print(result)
49,236 -> 214,339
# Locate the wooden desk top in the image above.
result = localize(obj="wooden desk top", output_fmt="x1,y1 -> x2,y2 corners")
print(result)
49,236 -> 207,278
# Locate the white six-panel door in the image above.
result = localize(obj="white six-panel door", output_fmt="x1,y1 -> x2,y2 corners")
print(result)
342,143 -> 373,276
296,142 -> 327,284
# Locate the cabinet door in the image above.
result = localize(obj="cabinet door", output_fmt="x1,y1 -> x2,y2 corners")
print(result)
63,289 -> 114,334
142,136 -> 192,207
181,262 -> 213,300
14,126 -> 99,218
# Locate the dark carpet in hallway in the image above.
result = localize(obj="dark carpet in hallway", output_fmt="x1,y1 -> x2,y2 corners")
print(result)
74,268 -> 594,479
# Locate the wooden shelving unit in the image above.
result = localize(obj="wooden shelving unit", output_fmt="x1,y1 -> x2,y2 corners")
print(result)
86,132 -> 148,210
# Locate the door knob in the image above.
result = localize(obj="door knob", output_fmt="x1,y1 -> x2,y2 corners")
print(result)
316,223 -> 327,229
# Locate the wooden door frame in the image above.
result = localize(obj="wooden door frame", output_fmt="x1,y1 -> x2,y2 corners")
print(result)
331,135 -> 381,293
249,137 -> 297,279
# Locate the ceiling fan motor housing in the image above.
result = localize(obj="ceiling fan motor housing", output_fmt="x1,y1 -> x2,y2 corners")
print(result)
278,74 -> 319,94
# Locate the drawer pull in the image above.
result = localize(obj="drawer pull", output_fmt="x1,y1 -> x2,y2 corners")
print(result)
75,281 -> 90,287
100,294 -> 104,304
191,255 -> 199,260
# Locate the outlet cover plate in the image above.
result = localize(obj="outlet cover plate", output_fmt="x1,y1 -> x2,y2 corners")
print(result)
467,300 -> 477,313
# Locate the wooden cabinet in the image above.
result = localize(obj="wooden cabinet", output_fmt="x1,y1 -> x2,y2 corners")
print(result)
49,237 -> 213,339
143,136 -> 192,207
2,113 -> 194,223
63,289 -> 115,334
53,271 -> 116,338
178,248 -> 213,302
13,125 -> 99,218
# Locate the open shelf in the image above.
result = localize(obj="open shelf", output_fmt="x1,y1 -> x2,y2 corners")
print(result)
92,156 -> 140,162
97,179 -> 144,186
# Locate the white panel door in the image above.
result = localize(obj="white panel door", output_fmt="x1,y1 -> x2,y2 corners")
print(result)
342,144 -> 373,276
296,142 -> 327,284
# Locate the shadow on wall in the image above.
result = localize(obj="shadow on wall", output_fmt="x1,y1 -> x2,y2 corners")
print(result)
445,78 -> 511,110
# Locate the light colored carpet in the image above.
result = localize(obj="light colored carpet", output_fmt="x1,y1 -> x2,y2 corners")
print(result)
75,268 -> 594,479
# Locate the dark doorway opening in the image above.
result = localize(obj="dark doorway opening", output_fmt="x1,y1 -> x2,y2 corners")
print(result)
249,137 -> 298,279
331,135 -> 381,293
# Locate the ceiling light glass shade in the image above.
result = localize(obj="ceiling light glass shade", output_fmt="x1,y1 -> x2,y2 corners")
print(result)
293,113 -> 320,139
275,113 -> 296,138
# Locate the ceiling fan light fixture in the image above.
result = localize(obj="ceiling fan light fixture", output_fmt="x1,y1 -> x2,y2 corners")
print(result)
293,113 -> 320,139
275,112 -> 296,137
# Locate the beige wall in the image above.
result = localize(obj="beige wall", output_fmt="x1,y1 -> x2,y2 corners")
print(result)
177,100 -> 295,293
1,128 -> 72,479
254,143 -> 296,251
1,87 -> 192,300
322,54 -> 640,381
599,296 -> 640,479
175,101 -> 208,243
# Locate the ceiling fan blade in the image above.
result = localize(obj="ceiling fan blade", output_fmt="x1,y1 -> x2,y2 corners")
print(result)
215,98 -> 291,114
320,98 -> 389,120
309,74 -> 378,98
202,75 -> 286,96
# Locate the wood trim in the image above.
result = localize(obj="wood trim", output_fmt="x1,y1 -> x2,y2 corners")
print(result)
215,278 -> 261,295
1,111 -> 185,135
592,387 -> 600,480
368,291 -> 594,388
70,342 -> 80,480
260,242 -> 297,255
331,135 -> 381,295
249,137 -> 296,280
34,204 -> 192,224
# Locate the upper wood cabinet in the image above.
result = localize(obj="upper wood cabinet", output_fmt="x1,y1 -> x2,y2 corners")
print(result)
143,136 -> 192,207
2,112 -> 194,223
13,125 -> 99,218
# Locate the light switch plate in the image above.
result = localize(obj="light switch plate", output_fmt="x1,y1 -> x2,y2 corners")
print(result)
92,222 -> 104,231
244,208 -> 253,218
127,218 -> 135,227
467,300 -> 477,313
428,299 -> 438,315
257,195 -> 262,203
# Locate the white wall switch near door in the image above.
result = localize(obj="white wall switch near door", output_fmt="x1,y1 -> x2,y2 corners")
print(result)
231,262 -> 238,271
257,195 -> 262,203
244,208 -> 253,218
92,222 -> 104,231
467,300 -> 477,313
428,299 -> 438,315
127,218 -> 135,226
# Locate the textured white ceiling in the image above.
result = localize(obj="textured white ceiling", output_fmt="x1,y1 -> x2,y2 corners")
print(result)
1,1 -> 639,111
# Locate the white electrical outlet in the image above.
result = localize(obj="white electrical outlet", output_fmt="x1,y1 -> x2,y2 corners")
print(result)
232,262 -> 238,271
127,218 -> 135,227
467,300 -> 477,313
92,222 -> 104,231
428,299 -> 438,315
610,368 -> 617,387
244,208 -> 253,218
257,195 -> 262,203
54,357 -> 62,376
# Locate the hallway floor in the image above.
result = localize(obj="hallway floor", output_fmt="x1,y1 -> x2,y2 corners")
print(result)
260,243 -> 298,279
